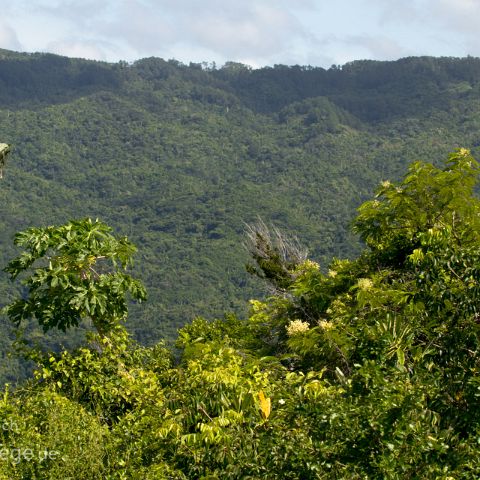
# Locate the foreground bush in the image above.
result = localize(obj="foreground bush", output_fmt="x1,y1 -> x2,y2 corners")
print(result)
2,149 -> 480,478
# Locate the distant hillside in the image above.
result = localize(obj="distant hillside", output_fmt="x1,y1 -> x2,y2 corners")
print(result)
1,50 -> 480,383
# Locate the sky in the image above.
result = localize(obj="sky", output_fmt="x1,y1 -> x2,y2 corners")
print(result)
0,0 -> 479,68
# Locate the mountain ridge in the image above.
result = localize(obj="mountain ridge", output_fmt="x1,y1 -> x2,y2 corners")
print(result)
1,49 -> 480,383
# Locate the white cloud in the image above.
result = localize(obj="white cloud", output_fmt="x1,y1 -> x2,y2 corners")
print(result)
94,0 -> 314,65
0,21 -> 22,51
408,0 -> 480,55
344,0 -> 480,60
316,33 -> 411,66
345,34 -> 412,60
46,38 -> 118,61
363,0 -> 425,25
0,0 -> 479,68
429,0 -> 480,32
185,4 -> 304,58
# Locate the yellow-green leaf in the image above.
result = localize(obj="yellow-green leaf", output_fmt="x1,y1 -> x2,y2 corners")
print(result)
258,390 -> 271,420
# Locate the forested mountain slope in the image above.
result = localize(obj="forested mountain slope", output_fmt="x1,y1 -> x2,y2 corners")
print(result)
1,50 -> 480,382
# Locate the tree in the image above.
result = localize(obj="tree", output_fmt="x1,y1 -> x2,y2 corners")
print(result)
5,150 -> 480,478
244,218 -> 307,292
242,149 -> 480,476
3,218 -> 146,335
0,142 -> 10,178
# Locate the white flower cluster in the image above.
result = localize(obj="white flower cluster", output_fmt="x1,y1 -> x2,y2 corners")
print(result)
318,319 -> 333,331
303,259 -> 320,270
357,278 -> 374,291
286,319 -> 310,337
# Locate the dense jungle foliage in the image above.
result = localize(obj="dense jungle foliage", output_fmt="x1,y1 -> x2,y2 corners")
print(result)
3,50 -> 480,383
1,149 -> 480,478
